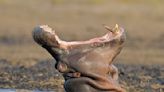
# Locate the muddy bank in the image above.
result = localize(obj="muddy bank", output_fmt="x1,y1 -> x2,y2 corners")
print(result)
0,59 -> 163,92
117,64 -> 164,92
0,59 -> 64,91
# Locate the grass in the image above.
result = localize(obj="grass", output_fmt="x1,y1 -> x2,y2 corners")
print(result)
0,0 -> 164,65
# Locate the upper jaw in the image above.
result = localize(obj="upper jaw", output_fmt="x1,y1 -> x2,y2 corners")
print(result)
32,24 -> 125,50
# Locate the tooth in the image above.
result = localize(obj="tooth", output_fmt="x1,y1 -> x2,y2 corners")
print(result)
115,24 -> 119,29
114,24 -> 119,32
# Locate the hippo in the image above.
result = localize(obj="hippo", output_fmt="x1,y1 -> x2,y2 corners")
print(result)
32,24 -> 126,92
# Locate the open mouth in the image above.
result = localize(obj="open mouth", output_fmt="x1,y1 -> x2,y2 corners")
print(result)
33,24 -> 125,50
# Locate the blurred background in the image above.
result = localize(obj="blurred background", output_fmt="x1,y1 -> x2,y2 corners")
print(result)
0,0 -> 163,91
0,0 -> 164,66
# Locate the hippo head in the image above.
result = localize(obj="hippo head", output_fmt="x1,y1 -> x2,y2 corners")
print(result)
32,24 -> 126,73
32,24 -> 126,92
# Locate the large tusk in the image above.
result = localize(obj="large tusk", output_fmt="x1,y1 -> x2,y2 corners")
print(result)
113,24 -> 119,33
115,24 -> 119,29
104,24 -> 119,33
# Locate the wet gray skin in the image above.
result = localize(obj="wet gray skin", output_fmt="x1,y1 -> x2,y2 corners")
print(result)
32,24 -> 126,92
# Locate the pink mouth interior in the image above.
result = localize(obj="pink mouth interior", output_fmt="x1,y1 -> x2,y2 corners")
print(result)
63,29 -> 123,47
34,25 -> 124,49
59,32 -> 113,47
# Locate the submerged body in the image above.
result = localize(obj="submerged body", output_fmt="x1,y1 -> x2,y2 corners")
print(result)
33,24 -> 126,92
